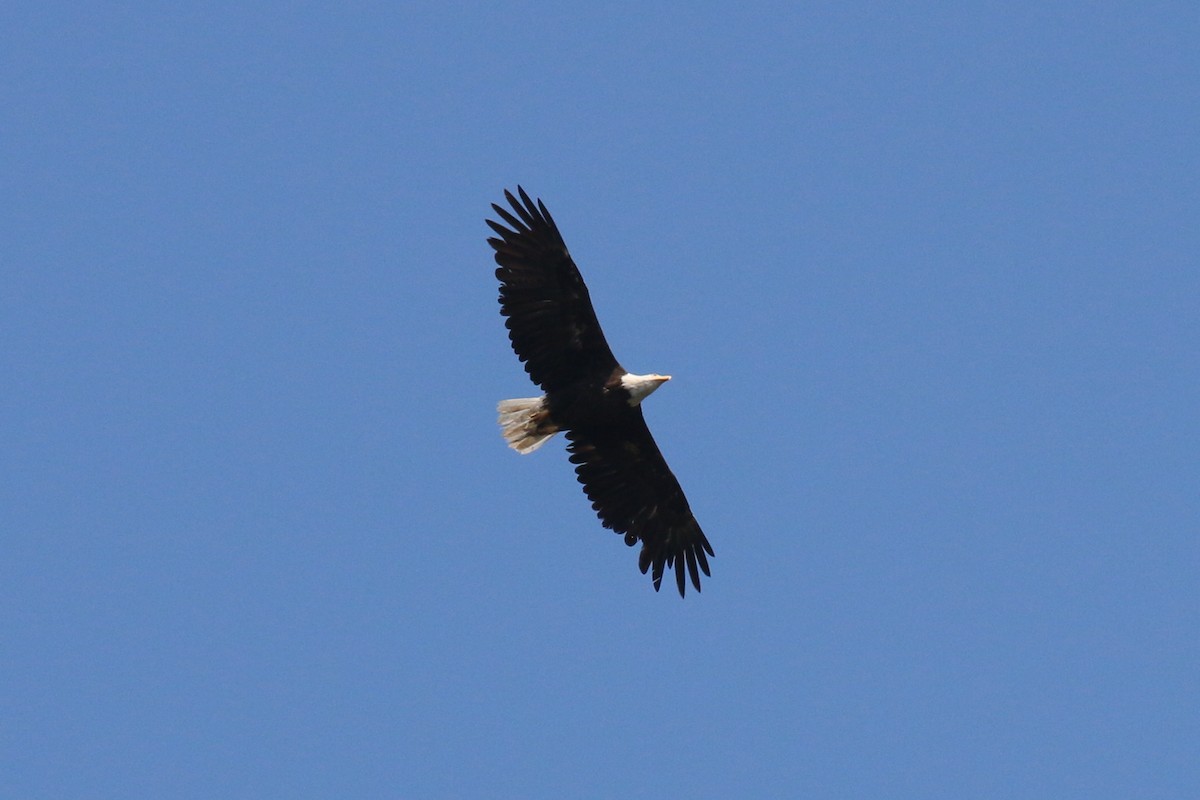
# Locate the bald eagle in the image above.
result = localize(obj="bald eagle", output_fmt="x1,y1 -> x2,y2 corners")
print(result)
488,187 -> 714,597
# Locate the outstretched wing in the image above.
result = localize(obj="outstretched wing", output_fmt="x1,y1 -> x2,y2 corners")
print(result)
566,411 -> 714,597
487,187 -> 620,392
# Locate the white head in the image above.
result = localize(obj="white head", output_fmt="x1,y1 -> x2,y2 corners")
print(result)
620,372 -> 671,406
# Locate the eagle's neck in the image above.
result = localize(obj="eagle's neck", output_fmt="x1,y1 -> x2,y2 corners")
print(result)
619,372 -> 671,406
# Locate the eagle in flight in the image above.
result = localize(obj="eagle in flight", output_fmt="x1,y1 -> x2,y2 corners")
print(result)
488,188 -> 714,596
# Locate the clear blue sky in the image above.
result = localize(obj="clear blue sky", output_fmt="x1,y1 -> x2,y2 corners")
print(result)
3,2 -> 1196,797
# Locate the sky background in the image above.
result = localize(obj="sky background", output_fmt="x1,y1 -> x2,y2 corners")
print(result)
3,2 -> 1197,797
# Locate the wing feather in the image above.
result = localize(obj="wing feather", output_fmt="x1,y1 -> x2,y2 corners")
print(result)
566,411 -> 714,597
488,187 -> 619,391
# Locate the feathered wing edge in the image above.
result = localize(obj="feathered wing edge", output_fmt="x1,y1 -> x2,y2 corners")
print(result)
566,420 -> 714,597
635,513 -> 714,598
486,187 -> 619,392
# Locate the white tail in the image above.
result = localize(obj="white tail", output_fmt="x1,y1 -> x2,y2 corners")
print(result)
497,396 -> 558,454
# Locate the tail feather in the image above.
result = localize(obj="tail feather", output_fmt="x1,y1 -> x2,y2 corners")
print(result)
497,396 -> 558,454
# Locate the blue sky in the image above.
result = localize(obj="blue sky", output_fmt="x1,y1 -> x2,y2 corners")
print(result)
3,2 -> 1197,797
